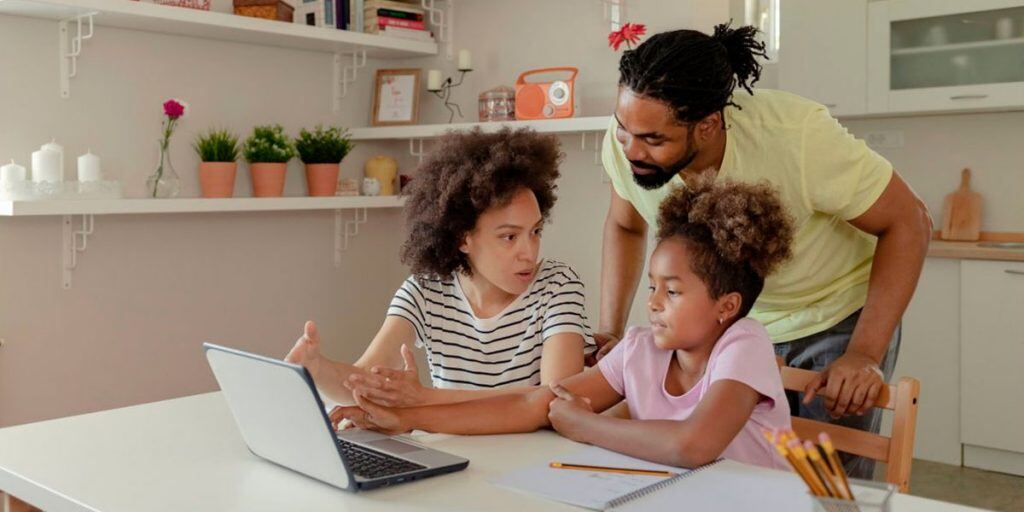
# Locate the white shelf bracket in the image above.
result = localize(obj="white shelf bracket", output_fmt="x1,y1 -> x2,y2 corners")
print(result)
409,138 -> 427,164
332,49 -> 367,112
334,207 -> 368,264
602,0 -> 626,31
62,214 -> 94,289
58,12 -> 97,99
579,132 -> 604,165
421,0 -> 453,60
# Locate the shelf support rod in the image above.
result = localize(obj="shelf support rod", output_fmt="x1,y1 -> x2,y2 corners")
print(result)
58,12 -> 97,99
421,0 -> 453,60
334,207 -> 369,264
409,138 -> 426,165
62,214 -> 94,289
333,49 -> 367,112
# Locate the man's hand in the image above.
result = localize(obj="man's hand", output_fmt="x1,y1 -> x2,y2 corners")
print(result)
345,344 -> 427,407
592,331 -> 621,362
547,383 -> 597,443
328,390 -> 410,435
284,321 -> 323,378
803,351 -> 884,418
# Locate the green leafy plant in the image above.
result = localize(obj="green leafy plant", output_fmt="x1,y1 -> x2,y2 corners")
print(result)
242,124 -> 296,163
295,125 -> 354,164
193,128 -> 239,163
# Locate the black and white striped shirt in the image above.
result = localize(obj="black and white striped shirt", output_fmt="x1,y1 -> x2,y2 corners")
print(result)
387,260 -> 597,389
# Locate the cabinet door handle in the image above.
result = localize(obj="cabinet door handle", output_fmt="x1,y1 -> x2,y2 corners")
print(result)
1006,269 -> 1024,276
950,94 -> 989,100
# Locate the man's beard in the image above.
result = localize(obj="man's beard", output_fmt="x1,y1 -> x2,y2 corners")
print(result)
629,148 -> 697,190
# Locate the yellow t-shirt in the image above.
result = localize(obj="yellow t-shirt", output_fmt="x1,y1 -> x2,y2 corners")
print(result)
602,89 -> 893,343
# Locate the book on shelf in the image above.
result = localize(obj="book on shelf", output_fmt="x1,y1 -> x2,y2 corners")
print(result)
366,15 -> 426,30
378,25 -> 434,41
363,0 -> 423,15
375,7 -> 423,20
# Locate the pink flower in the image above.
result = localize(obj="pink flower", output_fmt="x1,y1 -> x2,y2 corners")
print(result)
163,99 -> 186,119
608,22 -> 647,51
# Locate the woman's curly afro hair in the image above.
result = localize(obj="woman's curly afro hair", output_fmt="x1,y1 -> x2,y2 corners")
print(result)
400,127 -> 562,281
656,175 -> 794,317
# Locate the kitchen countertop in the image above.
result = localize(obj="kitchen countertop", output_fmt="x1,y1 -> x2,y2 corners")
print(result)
928,240 -> 1024,262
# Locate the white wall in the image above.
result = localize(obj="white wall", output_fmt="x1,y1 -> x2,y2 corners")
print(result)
0,7 -> 413,426
2,0 -> 1018,429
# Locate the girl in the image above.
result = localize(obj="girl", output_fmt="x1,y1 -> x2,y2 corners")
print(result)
334,176 -> 796,470
286,128 -> 597,407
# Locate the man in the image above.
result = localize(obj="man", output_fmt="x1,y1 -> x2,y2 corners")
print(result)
595,23 -> 932,477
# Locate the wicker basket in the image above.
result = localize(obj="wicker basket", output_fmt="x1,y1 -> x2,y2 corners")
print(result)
233,0 -> 294,22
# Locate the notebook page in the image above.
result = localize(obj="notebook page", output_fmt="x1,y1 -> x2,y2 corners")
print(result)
612,459 -> 813,511
490,446 -> 690,510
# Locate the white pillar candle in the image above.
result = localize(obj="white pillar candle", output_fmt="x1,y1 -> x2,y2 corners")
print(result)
40,140 -> 64,179
457,49 -> 472,71
32,148 -> 62,183
427,69 -> 443,91
77,150 -> 102,182
1,159 -> 27,183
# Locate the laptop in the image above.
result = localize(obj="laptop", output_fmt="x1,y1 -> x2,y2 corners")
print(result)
203,343 -> 469,491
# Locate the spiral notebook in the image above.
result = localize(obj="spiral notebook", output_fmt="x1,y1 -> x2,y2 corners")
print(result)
491,446 -> 724,511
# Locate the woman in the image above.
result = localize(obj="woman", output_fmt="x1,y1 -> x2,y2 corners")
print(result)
286,127 -> 596,406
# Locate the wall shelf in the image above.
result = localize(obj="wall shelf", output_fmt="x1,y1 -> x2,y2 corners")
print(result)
348,116 -> 611,140
0,195 -> 405,216
0,196 -> 405,288
0,0 -> 438,58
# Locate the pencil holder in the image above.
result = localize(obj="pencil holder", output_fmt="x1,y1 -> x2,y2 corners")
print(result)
810,478 -> 896,512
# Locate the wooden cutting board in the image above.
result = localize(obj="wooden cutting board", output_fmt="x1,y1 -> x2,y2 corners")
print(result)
941,167 -> 982,241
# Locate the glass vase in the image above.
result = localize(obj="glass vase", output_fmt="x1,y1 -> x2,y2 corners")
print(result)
147,139 -> 181,198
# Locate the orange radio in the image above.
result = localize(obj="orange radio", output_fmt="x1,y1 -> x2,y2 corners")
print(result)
514,67 -> 578,120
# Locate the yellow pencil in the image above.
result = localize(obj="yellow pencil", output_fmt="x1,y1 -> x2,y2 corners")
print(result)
548,462 -> 676,477
774,442 -> 825,497
818,433 -> 855,500
805,441 -> 845,499
788,439 -> 830,497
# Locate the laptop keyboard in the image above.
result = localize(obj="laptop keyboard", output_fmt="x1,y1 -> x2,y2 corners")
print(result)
337,438 -> 426,479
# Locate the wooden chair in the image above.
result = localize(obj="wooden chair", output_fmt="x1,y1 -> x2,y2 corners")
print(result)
776,359 -> 921,493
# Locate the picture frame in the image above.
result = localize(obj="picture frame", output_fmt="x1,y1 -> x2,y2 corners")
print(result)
371,69 -> 421,126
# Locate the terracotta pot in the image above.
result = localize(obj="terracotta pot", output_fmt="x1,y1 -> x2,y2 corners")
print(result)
198,161 -> 237,198
249,162 -> 287,197
304,163 -> 340,197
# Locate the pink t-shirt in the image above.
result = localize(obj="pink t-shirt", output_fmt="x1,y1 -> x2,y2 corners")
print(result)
597,318 -> 791,470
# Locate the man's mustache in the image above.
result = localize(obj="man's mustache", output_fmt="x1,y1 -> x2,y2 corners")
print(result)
629,159 -> 664,172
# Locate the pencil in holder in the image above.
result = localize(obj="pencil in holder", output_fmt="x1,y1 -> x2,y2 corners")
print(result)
810,478 -> 896,512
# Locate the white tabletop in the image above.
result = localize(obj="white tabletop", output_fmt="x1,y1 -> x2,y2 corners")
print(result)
0,393 -> 985,512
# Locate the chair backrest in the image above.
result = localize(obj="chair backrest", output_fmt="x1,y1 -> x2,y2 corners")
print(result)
776,359 -> 920,493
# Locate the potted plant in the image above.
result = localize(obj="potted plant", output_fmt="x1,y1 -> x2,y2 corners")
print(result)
295,125 -> 354,196
242,124 -> 296,197
193,128 -> 240,198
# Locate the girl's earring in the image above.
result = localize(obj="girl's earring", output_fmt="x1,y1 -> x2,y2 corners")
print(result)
718,317 -> 724,325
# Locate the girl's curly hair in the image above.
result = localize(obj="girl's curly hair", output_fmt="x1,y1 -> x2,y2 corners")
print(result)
400,127 -> 562,281
656,175 -> 793,317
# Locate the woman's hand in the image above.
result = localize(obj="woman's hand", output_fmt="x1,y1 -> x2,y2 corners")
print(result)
285,321 -> 323,378
328,391 -> 411,435
547,382 -> 597,443
345,344 -> 428,407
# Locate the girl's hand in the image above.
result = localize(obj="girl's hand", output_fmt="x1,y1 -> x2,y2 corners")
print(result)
284,321 -> 323,377
328,390 -> 410,435
547,382 -> 596,443
345,344 -> 426,407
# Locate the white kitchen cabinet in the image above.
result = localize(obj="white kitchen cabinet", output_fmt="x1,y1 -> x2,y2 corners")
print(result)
960,259 -> 1024,475
778,0 -> 868,116
886,258 -> 963,465
867,0 -> 1024,114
